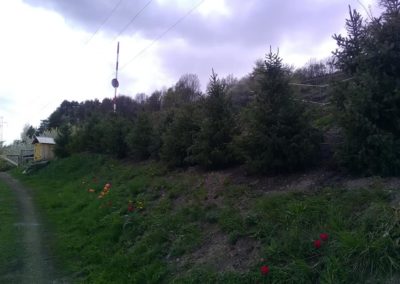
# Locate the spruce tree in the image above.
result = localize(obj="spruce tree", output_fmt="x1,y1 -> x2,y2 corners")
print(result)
238,49 -> 321,174
160,105 -> 200,168
189,70 -> 236,169
126,112 -> 154,160
54,124 -> 71,158
332,0 -> 400,175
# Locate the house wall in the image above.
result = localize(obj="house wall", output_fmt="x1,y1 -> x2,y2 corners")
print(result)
34,144 -> 41,161
34,144 -> 55,161
44,144 -> 55,160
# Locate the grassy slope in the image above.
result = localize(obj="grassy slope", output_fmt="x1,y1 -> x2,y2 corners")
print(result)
14,154 -> 400,283
0,179 -> 23,282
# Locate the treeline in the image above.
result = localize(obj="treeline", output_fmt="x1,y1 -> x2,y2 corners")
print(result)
41,53 -> 322,174
33,0 -> 400,176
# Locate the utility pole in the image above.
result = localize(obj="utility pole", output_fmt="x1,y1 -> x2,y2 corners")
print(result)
111,42 -> 120,113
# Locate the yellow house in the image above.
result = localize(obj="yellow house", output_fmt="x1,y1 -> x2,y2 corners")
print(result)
32,136 -> 56,161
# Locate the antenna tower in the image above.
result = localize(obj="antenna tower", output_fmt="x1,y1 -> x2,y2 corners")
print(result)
111,42 -> 120,113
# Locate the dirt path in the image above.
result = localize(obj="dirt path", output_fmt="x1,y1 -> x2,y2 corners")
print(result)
0,172 -> 56,284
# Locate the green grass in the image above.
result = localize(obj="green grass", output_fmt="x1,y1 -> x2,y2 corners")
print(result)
13,154 -> 400,283
0,179 -> 23,282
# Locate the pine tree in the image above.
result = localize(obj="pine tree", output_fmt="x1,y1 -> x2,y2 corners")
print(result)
332,6 -> 365,75
332,0 -> 400,175
99,115 -> 130,158
126,112 -> 154,160
160,105 -> 200,168
54,124 -> 71,158
188,70 -> 237,169
238,49 -> 321,174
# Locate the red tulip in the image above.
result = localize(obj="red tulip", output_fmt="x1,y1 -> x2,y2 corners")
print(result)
320,233 -> 329,241
260,265 -> 269,275
314,239 -> 321,249
128,205 -> 135,212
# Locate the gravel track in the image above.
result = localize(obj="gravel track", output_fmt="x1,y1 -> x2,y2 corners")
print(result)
0,172 -> 57,284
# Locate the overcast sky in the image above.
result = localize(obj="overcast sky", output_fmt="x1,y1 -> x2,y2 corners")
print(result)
0,0 -> 379,144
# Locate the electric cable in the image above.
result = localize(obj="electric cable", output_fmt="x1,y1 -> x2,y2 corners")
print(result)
112,0 -> 154,42
120,0 -> 206,70
85,0 -> 124,45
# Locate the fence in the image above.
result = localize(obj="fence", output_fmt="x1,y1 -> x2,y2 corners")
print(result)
0,149 -> 34,166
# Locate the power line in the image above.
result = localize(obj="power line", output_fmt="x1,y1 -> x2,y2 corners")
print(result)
293,99 -> 331,106
299,72 -> 344,84
290,77 -> 355,107
85,0 -> 124,45
290,82 -> 329,88
356,0 -> 374,20
112,0 -> 154,42
120,0 -> 206,70
289,77 -> 354,88
336,77 -> 354,83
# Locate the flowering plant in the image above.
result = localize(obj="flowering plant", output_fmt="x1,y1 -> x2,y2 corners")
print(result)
126,200 -> 144,213
98,183 -> 111,199
313,239 -> 322,249
127,201 -> 135,212
260,265 -> 269,275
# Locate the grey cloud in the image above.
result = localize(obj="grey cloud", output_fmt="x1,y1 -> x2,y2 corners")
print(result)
158,43 -> 260,90
22,0 -> 193,38
23,0 -> 355,46
22,0 -> 363,88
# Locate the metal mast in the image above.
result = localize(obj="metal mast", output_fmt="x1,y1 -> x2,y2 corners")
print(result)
111,42 -> 120,113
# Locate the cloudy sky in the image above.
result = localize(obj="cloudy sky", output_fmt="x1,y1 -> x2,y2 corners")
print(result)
0,0 -> 379,144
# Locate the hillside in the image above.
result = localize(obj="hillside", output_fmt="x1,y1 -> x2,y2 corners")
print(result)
13,154 -> 400,283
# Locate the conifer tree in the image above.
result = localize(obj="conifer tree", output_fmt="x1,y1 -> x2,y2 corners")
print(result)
54,124 -> 71,158
126,112 -> 154,160
238,49 -> 321,174
160,105 -> 200,168
332,0 -> 400,175
189,70 -> 236,169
